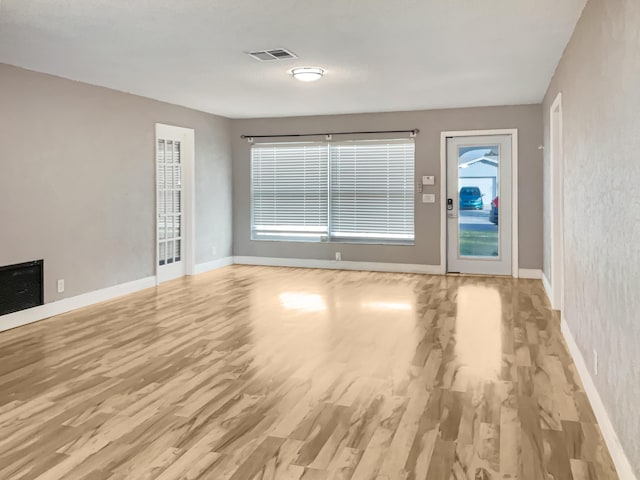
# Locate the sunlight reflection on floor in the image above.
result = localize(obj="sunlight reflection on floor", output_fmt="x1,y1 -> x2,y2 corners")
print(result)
455,285 -> 502,383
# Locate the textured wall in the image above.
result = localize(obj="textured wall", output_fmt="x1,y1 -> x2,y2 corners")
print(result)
543,0 -> 640,475
0,64 -> 233,303
232,105 -> 543,269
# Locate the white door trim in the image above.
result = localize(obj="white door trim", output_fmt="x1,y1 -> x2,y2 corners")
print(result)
440,129 -> 519,277
549,93 -> 564,310
155,123 -> 195,284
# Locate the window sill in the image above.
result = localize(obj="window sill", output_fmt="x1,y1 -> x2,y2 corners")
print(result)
251,236 -> 415,247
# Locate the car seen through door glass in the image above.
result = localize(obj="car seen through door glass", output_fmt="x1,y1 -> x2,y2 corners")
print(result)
459,186 -> 483,210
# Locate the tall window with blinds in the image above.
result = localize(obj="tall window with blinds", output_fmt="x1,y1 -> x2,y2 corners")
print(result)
330,140 -> 414,242
251,138 -> 415,244
251,142 -> 328,241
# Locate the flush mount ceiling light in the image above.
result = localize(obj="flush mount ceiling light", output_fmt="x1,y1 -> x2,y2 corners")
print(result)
291,67 -> 325,82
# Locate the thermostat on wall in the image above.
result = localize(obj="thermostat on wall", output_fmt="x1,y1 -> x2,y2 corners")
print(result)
422,175 -> 435,185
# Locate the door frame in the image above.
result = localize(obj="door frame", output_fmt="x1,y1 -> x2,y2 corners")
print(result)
549,93 -> 564,310
439,129 -> 519,277
155,123 -> 196,284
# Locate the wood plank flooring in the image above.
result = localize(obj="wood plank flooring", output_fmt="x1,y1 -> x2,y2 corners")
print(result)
0,266 -> 619,479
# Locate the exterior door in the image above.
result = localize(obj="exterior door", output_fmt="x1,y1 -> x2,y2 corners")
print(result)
446,135 -> 513,275
156,125 -> 190,283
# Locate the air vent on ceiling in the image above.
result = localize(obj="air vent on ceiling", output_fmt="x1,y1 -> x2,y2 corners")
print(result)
247,48 -> 297,62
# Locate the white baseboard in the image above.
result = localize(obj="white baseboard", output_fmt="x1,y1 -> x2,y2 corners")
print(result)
542,272 -> 553,306
194,256 -> 234,274
561,318 -> 637,480
0,276 -> 157,333
0,255 -> 233,334
518,268 -> 542,279
233,256 -> 445,275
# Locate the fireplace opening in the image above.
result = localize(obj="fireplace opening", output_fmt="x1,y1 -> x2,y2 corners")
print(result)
0,260 -> 44,316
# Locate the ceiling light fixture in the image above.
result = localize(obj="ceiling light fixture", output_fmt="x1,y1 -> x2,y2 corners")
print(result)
291,67 -> 325,82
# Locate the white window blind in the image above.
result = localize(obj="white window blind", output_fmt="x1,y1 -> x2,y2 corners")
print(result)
250,139 -> 415,244
251,142 -> 328,241
330,140 -> 415,242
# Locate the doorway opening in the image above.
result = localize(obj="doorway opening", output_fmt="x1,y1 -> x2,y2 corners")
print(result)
155,124 -> 195,284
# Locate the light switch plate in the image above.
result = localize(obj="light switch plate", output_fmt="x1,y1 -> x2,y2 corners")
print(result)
422,194 -> 436,203
422,175 -> 435,185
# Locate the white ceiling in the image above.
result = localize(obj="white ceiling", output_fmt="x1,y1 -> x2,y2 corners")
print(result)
0,0 -> 586,119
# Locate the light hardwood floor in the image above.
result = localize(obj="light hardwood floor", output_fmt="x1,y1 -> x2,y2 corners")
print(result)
0,266 -> 618,480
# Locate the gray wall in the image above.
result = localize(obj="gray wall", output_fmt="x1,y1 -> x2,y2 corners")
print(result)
0,64 -> 233,303
232,105 -> 543,269
543,0 -> 640,475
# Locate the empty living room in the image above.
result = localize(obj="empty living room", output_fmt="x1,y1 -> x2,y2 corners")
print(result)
1,0 -> 638,479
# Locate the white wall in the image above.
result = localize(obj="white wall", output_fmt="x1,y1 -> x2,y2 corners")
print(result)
0,64 -> 233,302
231,105 -> 543,269
543,0 -> 640,475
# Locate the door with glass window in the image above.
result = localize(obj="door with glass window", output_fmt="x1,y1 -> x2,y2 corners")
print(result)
446,135 -> 512,275
156,130 -> 185,283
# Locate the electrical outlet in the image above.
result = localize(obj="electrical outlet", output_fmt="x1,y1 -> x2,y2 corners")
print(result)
593,349 -> 598,375
335,252 -> 342,261
212,246 -> 217,257
57,279 -> 65,293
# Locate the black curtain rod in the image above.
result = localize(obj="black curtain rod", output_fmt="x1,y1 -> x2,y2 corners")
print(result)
240,129 -> 419,139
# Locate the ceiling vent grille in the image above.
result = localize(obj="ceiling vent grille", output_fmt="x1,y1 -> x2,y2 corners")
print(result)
248,48 -> 297,62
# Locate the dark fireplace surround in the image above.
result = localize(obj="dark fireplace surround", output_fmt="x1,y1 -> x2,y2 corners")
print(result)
0,260 -> 44,316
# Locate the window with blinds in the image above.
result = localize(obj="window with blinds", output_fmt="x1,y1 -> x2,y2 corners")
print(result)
251,142 -> 329,241
330,140 -> 414,242
251,139 -> 415,244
